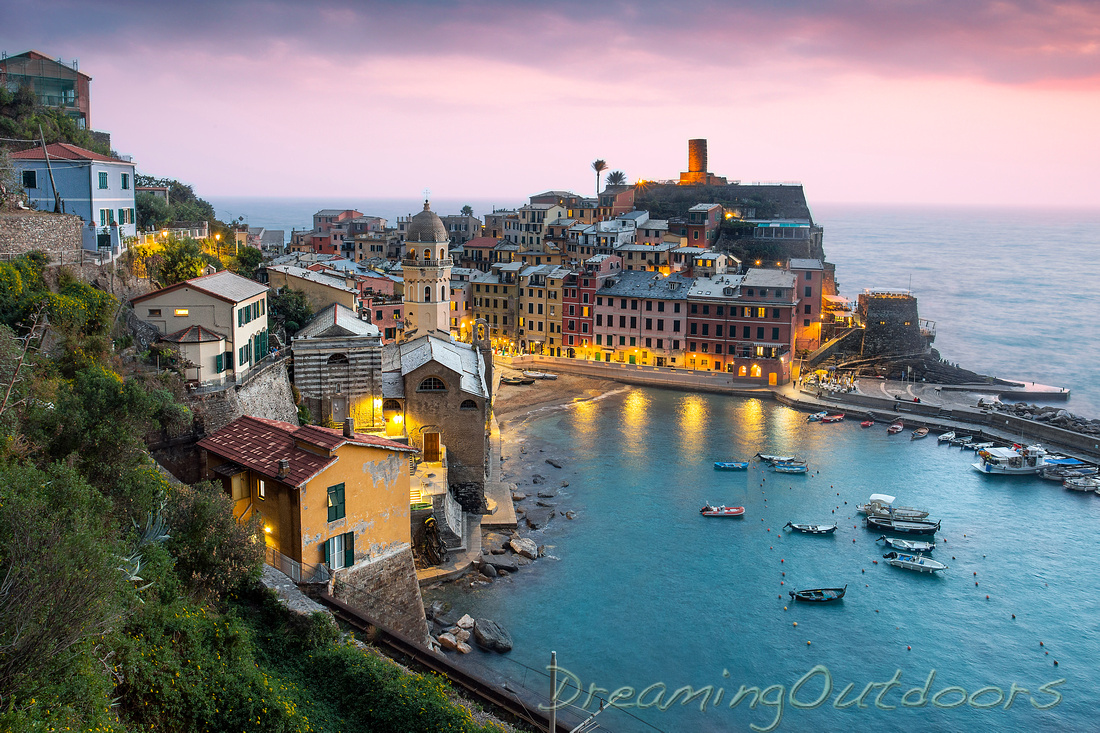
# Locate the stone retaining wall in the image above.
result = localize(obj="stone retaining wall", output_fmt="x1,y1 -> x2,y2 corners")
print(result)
334,545 -> 429,644
0,212 -> 83,256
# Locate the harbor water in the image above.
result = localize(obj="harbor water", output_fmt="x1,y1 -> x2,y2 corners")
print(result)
428,388 -> 1100,732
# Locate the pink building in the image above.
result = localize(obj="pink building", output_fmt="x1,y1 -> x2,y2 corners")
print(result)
562,255 -> 621,359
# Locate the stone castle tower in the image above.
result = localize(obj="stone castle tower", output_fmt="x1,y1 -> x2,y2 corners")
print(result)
400,200 -> 453,341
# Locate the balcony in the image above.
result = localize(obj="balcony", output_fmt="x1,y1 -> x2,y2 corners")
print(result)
401,256 -> 453,268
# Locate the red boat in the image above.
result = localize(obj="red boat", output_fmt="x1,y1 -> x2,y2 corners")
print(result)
820,414 -> 845,423
700,504 -> 745,517
887,420 -> 905,434
860,420 -> 875,428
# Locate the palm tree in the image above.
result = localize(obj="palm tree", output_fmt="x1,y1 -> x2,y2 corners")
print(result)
461,204 -> 473,217
591,159 -> 607,196
605,170 -> 626,187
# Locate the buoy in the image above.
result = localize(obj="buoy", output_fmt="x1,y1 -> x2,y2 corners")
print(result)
784,606 -> 788,610
973,572 -> 977,576
907,646 -> 911,651
807,641 -> 811,645
862,569 -> 865,573
975,582 -> 979,586
875,609 -> 879,612
780,559 -> 784,563
1012,614 -> 1016,619
873,560 -> 878,564
793,621 -> 797,626
782,572 -> 785,576
986,595 -> 990,600
1054,660 -> 1059,666
953,556 -> 956,560
1040,641 -> 1044,646
853,539 -> 857,543
780,581 -> 784,585
767,528 -> 771,532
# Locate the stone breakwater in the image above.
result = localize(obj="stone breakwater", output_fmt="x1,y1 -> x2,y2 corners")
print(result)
992,402 -> 1100,436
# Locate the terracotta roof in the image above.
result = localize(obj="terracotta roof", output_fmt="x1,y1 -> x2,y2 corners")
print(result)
463,236 -> 502,249
197,415 -> 415,489
9,142 -> 128,164
160,325 -> 226,343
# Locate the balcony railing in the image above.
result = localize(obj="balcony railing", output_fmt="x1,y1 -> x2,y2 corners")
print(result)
401,256 -> 453,268
265,545 -> 330,584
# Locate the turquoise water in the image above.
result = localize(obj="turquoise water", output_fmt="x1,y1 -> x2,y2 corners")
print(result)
428,388 -> 1099,732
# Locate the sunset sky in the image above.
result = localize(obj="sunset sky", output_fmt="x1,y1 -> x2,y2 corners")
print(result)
4,0 -> 1099,206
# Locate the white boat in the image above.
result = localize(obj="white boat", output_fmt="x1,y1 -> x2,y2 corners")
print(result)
807,411 -> 827,422
774,463 -> 809,474
1064,477 -> 1100,492
876,535 -> 936,553
950,435 -> 974,446
756,453 -> 797,464
522,371 -> 557,380
970,442 -> 994,451
855,494 -> 930,519
882,551 -> 948,573
937,431 -> 956,443
972,444 -> 1050,475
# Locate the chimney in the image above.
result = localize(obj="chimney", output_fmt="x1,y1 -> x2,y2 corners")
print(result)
343,417 -> 355,437
277,459 -> 290,479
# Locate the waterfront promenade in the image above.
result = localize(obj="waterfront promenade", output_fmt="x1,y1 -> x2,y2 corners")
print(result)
500,355 -> 1100,461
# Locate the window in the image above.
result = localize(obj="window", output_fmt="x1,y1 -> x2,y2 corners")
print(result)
418,376 -> 447,392
772,327 -> 780,340
805,271 -> 812,280
327,483 -> 346,522
646,337 -> 652,347
657,339 -> 663,348
121,173 -> 130,190
629,337 -> 636,346
630,316 -> 637,328
619,316 -> 626,328
673,320 -> 681,332
596,334 -> 602,345
672,340 -> 680,349
327,353 -> 349,364
258,479 -> 265,500
757,327 -> 765,340
702,305 -> 710,315
21,170 -> 37,188
658,301 -> 665,312
582,323 -> 589,333
148,308 -> 161,317
324,531 -> 354,570
174,308 -> 189,316
804,319 -> 811,327
702,324 -> 709,336
773,309 -> 780,319
645,318 -> 652,330
215,353 -> 224,373
805,286 -> 812,297
98,172 -> 108,189
804,304 -> 811,314
716,325 -> 723,337
690,341 -> 697,351
619,336 -> 626,346
645,301 -> 653,311
743,326 -> 750,338
691,304 -> 698,314
460,399 -> 477,410
690,323 -> 698,335
657,319 -> 664,331
674,303 -> 681,313
631,300 -> 638,310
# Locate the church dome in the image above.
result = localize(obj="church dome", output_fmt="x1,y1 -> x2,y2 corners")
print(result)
405,200 -> 449,244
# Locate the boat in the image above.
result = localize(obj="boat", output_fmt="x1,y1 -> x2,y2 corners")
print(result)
972,444 -> 1050,475
774,463 -> 809,474
789,585 -> 847,603
865,515 -> 940,535
887,420 -> 904,435
876,535 -> 935,552
951,435 -> 973,447
756,453 -> 797,464
700,504 -> 745,517
784,522 -> 837,534
860,419 -> 875,428
807,411 -> 827,422
911,427 -> 929,440
882,551 -> 949,573
501,376 -> 534,385
1064,477 -> 1100,492
713,461 -> 749,470
970,442 -> 994,452
522,371 -> 557,380
855,494 -> 929,519
937,431 -> 956,443
820,414 -> 845,423
1042,465 -> 1099,482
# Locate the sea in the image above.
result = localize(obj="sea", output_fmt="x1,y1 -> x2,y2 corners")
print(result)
215,197 -> 1100,731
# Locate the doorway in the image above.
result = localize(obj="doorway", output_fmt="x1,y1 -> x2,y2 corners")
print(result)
423,432 -> 441,463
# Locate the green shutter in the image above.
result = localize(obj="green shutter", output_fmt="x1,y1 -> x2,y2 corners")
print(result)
238,308 -> 243,326
215,353 -> 223,373
344,532 -> 354,568
323,538 -> 331,568
253,301 -> 259,319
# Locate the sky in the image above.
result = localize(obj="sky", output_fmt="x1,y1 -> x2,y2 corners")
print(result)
4,0 -> 1100,207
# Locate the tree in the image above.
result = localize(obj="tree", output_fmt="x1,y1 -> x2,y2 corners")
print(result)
135,190 -> 170,229
591,159 -> 607,196
229,245 -> 264,280
156,237 -> 205,285
606,170 -> 627,187
460,204 -> 474,217
269,287 -> 313,335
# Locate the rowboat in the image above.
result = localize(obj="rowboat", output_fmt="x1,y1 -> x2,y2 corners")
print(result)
911,427 -> 929,440
887,420 -> 904,435
713,461 -> 749,470
784,522 -> 837,534
876,535 -> 935,552
820,414 -> 845,423
774,463 -> 809,474
860,420 -> 875,428
970,442 -> 994,451
882,551 -> 948,573
700,504 -> 745,517
522,371 -> 557,380
501,376 -> 534,385
1064,477 -> 1100,492
856,494 -> 929,519
951,435 -> 973,446
865,515 -> 940,535
789,585 -> 847,603
1042,465 -> 1099,482
807,411 -> 827,422
937,431 -> 956,443
756,453 -> 796,463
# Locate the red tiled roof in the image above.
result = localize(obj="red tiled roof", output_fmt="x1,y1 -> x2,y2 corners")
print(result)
9,142 -> 129,164
197,416 -> 415,489
463,236 -> 502,249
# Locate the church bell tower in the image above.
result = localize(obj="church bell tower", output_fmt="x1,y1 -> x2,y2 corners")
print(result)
400,200 -> 453,341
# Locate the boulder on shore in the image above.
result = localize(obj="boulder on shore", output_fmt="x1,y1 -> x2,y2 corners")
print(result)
546,459 -> 563,468
438,633 -> 458,650
485,556 -> 518,573
509,537 -> 538,559
456,614 -> 475,630
480,562 -> 499,578
473,618 -> 514,653
531,474 -> 546,485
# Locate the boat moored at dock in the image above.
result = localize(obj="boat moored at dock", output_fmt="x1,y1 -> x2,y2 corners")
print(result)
1064,477 -> 1100,492
911,427 -> 929,440
807,411 -> 827,422
938,431 -> 956,443
820,414 -> 845,423
972,444 -> 1049,475
887,420 -> 905,435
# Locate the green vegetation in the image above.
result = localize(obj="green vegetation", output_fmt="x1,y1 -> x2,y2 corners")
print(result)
134,175 -> 220,231
0,252 -> 504,733
270,287 -> 313,336
0,85 -> 110,156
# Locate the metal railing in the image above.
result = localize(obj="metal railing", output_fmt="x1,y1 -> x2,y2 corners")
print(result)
266,545 -> 330,584
185,349 -> 289,395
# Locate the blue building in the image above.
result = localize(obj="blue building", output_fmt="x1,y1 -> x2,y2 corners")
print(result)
10,142 -> 137,239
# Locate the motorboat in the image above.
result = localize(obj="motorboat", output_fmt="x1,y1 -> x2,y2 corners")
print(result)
700,504 -> 745,517
1064,477 -> 1100,492
865,515 -> 940,535
882,551 -> 948,573
756,453 -> 797,464
876,535 -> 935,553
1042,465 -> 1099,482
970,442 -> 994,452
911,428 -> 929,440
713,461 -> 749,470
972,444 -> 1050,475
820,414 -> 845,423
807,411 -> 827,422
789,585 -> 847,603
784,522 -> 837,534
951,435 -> 974,447
937,431 -> 956,443
860,419 -> 875,428
856,494 -> 929,519
887,420 -> 905,435
774,463 -> 809,474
